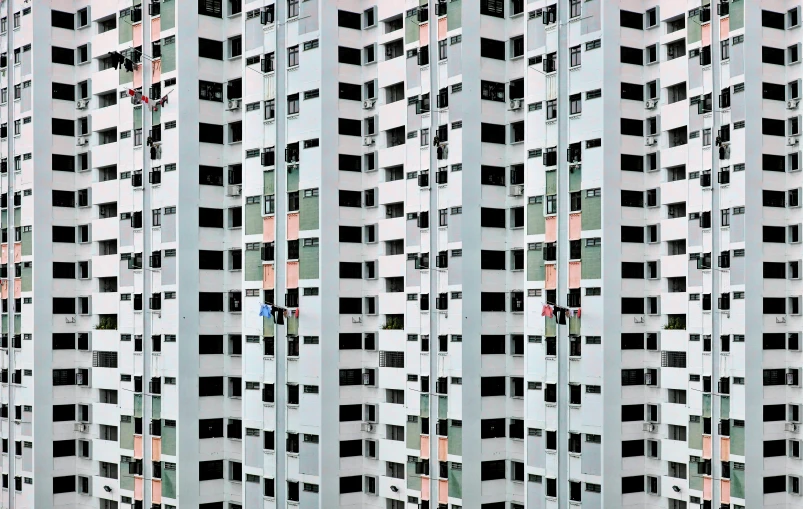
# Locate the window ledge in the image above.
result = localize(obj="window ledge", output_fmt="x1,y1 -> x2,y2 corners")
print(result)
569,65 -> 582,72
288,65 -> 299,72
287,114 -> 299,120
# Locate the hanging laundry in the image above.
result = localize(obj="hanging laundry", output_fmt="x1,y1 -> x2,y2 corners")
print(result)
432,136 -> 440,147
437,146 -> 443,159
555,307 -> 567,325
258,303 -> 272,318
283,309 -> 289,317
576,308 -> 581,318
160,95 -> 168,107
124,57 -> 134,73
273,307 -> 284,325
541,304 -> 554,318
150,146 -> 157,160
294,308 -> 299,318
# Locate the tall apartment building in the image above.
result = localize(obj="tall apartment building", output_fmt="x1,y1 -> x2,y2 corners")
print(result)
1,0 -> 802,508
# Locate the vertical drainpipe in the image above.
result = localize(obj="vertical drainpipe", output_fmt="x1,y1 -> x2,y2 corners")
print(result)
556,4 -> 569,507
6,0 -> 14,504
426,1 -> 440,505
141,7 -> 153,508
709,8 -> 721,508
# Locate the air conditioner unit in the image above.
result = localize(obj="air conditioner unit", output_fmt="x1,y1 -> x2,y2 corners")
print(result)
363,136 -> 376,146
790,99 -> 801,109
360,422 -> 374,432
787,422 -> 800,432
74,423 -> 88,433
76,136 -> 89,146
645,136 -> 658,146
643,422 -> 656,432
227,185 -> 242,197
227,99 -> 241,110
509,184 -> 524,197
790,137 -> 800,146
508,98 -> 523,111
645,99 -> 658,109
363,99 -> 376,110
76,99 -> 89,109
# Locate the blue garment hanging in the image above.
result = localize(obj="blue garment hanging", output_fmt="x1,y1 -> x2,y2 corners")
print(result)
258,303 -> 272,318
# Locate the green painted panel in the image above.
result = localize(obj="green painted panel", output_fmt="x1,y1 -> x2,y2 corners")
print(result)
119,13 -> 133,44
134,394 -> 143,418
119,66 -> 134,85
405,15 -> 418,44
134,107 -> 142,130
581,244 -> 600,279
299,244 -> 319,279
407,418 -> 421,449
546,171 -> 557,195
162,38 -> 176,74
152,396 -> 161,419
407,463 -> 422,490
245,203 -> 262,235
702,394 -> 711,418
687,13 -> 701,44
569,317 -> 580,335
21,231 -> 31,256
730,0 -> 744,31
264,171 -> 275,195
1,315 -> 7,334
581,195 -> 601,230
162,424 -> 176,455
163,465 -> 177,498
121,471 -> 135,491
545,317 -> 556,337
288,316 -> 298,335
21,265 -> 31,292
720,396 -> 729,420
245,250 -> 262,281
527,248 -> 544,282
152,108 -> 160,126
121,417 -> 134,450
730,423 -> 744,456
287,167 -> 299,193
14,314 -> 19,332
420,394 -> 429,416
447,423 -> 462,455
438,396 -> 447,419
447,0 -> 461,30
14,208 -> 20,225
1,210 -> 5,228
731,464 -> 744,498
264,317 -> 274,337
161,0 -> 176,31
569,167 -> 582,192
448,466 -> 462,498
689,469 -> 703,491
688,417 -> 702,450
299,195 -> 319,231
527,201 -> 545,235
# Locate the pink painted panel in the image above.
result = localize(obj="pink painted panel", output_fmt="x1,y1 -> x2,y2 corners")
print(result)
703,477 -> 712,500
568,262 -> 581,289
134,435 -> 143,458
1,244 -> 6,264
421,476 -> 430,500
152,18 -> 161,41
420,435 -> 430,459
721,437 -> 730,461
14,243 -> 20,263
420,23 -> 429,46
286,262 -> 299,289
721,480 -> 730,504
152,437 -> 161,461
545,264 -> 556,290
702,24 -> 711,46
545,216 -> 557,242
438,437 -> 447,461
438,480 -> 448,503
702,435 -> 712,458
1,281 -> 7,300
438,18 -> 447,40
287,213 -> 299,241
134,65 -> 142,88
135,477 -> 143,500
152,480 -> 162,504
14,279 -> 20,299
263,216 -> 275,242
134,24 -> 143,47
720,18 -> 729,40
569,213 -> 582,240
152,60 -> 161,83
263,264 -> 275,290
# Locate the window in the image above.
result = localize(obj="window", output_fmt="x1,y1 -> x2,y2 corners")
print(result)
480,38 -> 506,60
569,94 -> 581,115
288,46 -> 299,68
199,38 -> 224,60
620,46 -> 643,65
570,45 -> 581,67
